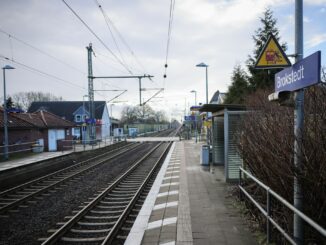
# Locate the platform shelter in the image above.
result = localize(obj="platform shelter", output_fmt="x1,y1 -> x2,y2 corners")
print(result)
200,104 -> 247,182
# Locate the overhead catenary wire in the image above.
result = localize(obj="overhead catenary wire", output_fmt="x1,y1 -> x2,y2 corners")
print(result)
0,54 -> 86,91
0,28 -> 86,75
0,54 -> 109,100
93,0 -> 147,74
62,0 -> 133,75
93,0 -> 130,73
163,0 -> 176,81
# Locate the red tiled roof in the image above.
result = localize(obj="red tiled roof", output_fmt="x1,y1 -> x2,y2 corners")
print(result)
0,108 -> 75,129
0,108 -> 34,128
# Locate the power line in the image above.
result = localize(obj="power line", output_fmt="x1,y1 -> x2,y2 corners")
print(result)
93,0 -> 130,72
0,54 -> 86,91
163,0 -> 176,81
0,53 -> 109,100
62,0 -> 133,75
93,0 -> 148,74
0,28 -> 86,75
92,48 -> 130,75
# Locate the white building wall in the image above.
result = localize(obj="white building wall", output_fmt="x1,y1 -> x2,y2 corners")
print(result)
101,105 -> 111,139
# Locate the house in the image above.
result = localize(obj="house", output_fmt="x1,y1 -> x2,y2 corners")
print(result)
209,90 -> 226,104
0,109 -> 75,153
28,101 -> 111,140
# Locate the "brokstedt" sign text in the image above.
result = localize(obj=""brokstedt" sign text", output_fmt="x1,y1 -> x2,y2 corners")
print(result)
275,51 -> 321,92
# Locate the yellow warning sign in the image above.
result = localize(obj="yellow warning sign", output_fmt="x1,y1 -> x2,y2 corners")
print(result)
255,33 -> 291,69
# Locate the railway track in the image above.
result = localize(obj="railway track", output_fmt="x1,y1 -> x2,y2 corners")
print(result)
40,142 -> 171,244
0,142 -> 141,215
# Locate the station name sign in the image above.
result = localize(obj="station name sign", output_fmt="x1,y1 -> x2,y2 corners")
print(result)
275,51 -> 321,92
184,115 -> 196,121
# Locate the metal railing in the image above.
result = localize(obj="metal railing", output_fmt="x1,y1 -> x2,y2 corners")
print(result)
239,167 -> 326,244
0,141 -> 38,156
61,136 -> 118,152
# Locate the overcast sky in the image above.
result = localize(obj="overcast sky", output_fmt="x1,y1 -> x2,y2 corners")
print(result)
0,0 -> 325,120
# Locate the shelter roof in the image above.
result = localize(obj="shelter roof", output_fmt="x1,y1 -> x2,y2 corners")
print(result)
199,104 -> 246,116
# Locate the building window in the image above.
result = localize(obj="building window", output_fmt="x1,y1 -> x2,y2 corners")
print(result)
75,114 -> 81,122
83,114 -> 87,122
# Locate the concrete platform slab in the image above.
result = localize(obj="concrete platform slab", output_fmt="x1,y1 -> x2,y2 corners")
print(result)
126,140 -> 258,245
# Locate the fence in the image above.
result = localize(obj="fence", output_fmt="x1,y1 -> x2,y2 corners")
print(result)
61,136 -> 123,152
239,167 -> 326,244
0,141 -> 39,156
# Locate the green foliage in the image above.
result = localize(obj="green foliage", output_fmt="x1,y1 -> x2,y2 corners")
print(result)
246,8 -> 287,91
225,8 -> 288,104
224,65 -> 249,104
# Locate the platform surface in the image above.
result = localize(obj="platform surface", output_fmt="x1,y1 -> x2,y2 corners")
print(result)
126,140 -> 258,245
0,142 -> 113,173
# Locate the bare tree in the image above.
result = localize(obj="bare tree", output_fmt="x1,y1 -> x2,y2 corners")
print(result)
10,91 -> 63,111
238,87 -> 326,243
120,104 -> 168,124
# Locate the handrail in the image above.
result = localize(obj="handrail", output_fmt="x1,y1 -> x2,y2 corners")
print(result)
239,167 -> 326,244
0,141 -> 37,148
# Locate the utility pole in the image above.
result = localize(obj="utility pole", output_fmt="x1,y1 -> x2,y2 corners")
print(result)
293,0 -> 304,244
87,43 -> 95,143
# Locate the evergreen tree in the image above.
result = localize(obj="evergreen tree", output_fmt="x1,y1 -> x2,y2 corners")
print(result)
246,8 -> 287,91
224,65 -> 249,104
5,97 -> 14,109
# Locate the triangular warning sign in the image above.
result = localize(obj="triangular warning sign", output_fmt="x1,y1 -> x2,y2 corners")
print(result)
255,33 -> 291,69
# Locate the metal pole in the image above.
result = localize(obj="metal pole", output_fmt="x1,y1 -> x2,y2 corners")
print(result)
267,189 -> 271,243
2,69 -> 8,160
82,95 -> 87,145
87,43 -> 95,144
195,117 -> 197,143
195,91 -> 197,106
139,77 -> 142,106
205,66 -> 208,104
293,0 -> 304,244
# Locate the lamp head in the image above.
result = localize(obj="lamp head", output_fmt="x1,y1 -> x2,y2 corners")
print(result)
196,62 -> 208,67
2,65 -> 15,70
190,90 -> 196,93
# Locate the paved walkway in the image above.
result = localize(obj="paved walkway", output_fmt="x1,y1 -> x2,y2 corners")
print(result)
126,140 -> 258,245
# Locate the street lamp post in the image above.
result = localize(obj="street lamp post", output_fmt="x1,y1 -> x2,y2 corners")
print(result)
196,62 -> 209,104
2,65 -> 15,160
190,90 -> 198,143
196,62 -> 209,144
190,90 -> 197,106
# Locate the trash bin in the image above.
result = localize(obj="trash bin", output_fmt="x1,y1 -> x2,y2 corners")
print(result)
32,144 -> 43,153
200,145 -> 209,166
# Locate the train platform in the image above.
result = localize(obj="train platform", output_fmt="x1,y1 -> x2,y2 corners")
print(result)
0,142 -> 113,173
126,140 -> 258,245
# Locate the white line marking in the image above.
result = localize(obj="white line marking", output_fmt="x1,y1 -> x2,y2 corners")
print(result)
153,201 -> 178,210
161,182 -> 179,187
157,190 -> 179,197
147,217 -> 177,230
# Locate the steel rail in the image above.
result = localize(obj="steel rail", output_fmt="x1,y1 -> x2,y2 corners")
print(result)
0,142 -> 139,214
102,142 -> 172,244
41,142 -> 164,244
